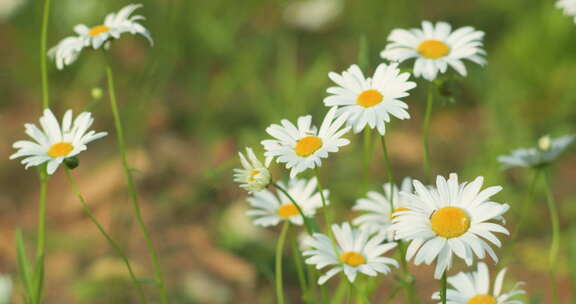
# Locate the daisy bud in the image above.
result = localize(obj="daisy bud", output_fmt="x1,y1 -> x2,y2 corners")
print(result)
538,135 -> 551,151
91,88 -> 103,100
233,148 -> 271,192
64,156 -> 79,170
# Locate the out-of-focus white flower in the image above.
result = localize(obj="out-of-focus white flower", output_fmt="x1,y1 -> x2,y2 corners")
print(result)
557,0 -> 576,22
262,107 -> 350,178
498,135 -> 575,169
233,147 -> 271,192
432,263 -> 525,304
10,109 -> 107,175
324,63 -> 416,135
391,174 -> 510,279
381,21 -> 486,81
0,0 -> 25,20
0,275 -> 12,304
48,3 -> 152,70
353,177 -> 413,240
283,0 -> 342,31
303,222 -> 398,284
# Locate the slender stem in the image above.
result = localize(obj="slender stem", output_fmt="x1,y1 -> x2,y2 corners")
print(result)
65,169 -> 147,303
40,0 -> 51,109
380,136 -> 395,211
275,221 -> 290,304
543,169 -> 560,304
440,271 -> 447,304
422,83 -> 435,183
363,128 -> 373,191
314,168 -> 332,230
272,182 -> 313,234
290,235 -> 308,302
106,65 -> 168,303
33,168 -> 48,304
397,241 -> 416,304
382,287 -> 401,304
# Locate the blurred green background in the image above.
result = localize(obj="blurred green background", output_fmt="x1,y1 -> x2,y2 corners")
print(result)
1,0 -> 576,302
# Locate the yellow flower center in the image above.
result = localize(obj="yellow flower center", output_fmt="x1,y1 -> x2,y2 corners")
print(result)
340,251 -> 366,267
248,170 -> 260,182
391,207 -> 410,219
417,40 -> 450,59
89,25 -> 110,36
430,206 -> 470,238
468,294 -> 496,304
356,89 -> 383,108
48,142 -> 74,158
294,136 -> 323,157
277,204 -> 299,219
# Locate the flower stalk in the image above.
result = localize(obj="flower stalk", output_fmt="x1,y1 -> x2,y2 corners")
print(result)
543,169 -> 560,304
275,221 -> 290,304
106,65 -> 168,303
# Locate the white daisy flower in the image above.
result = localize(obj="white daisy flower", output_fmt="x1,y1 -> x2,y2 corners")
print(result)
0,275 -> 11,304
556,0 -> 576,22
323,63 -> 416,135
391,173 -> 510,279
381,21 -> 486,81
10,109 -> 108,175
233,147 -> 271,192
283,0 -> 343,31
261,107 -> 350,178
432,262 -> 525,304
47,36 -> 85,70
498,135 -> 575,169
303,222 -> 398,284
353,177 -> 413,240
246,177 -> 328,227
48,3 -> 152,70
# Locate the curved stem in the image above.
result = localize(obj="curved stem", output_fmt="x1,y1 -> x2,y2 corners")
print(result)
106,65 -> 168,303
511,169 -> 541,241
363,128 -> 373,191
33,168 -> 48,304
440,271 -> 447,304
422,83 -> 435,183
275,221 -> 290,304
272,182 -> 313,234
313,168 -> 332,230
65,169 -> 147,303
543,169 -> 560,304
40,0 -> 51,109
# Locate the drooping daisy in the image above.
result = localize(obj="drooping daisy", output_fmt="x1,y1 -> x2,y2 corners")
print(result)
323,63 -> 416,135
381,21 -> 486,81
233,147 -> 271,192
498,135 -> 575,169
556,0 -> 576,22
303,222 -> 398,284
262,106 -> 350,178
391,173 -> 510,279
432,262 -> 525,304
353,177 -> 413,239
48,4 -> 152,70
10,109 -> 108,175
246,177 -> 328,227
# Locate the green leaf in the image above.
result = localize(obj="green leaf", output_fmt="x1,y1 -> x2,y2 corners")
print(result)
15,230 -> 33,303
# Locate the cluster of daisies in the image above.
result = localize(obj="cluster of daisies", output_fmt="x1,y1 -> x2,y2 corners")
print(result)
11,4 -> 152,174
234,21 -> 532,303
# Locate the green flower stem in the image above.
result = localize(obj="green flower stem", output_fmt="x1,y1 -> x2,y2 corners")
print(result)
105,65 -> 168,304
422,83 -> 435,183
32,167 -> 48,304
290,235 -> 308,302
272,182 -> 313,234
397,241 -> 416,304
380,136 -> 395,211
543,169 -> 560,304
363,128 -> 373,191
65,169 -> 147,303
314,168 -> 333,231
440,271 -> 447,304
40,0 -> 51,109
275,221 -> 290,304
